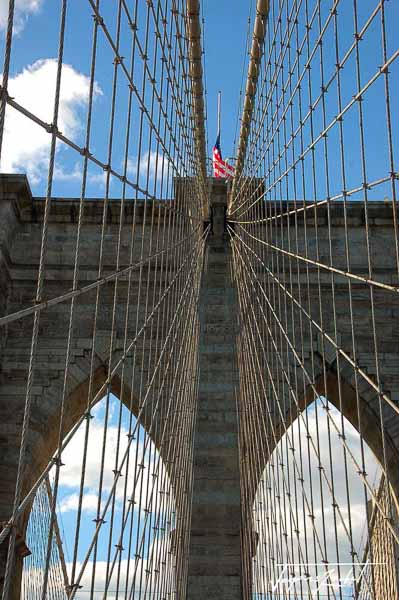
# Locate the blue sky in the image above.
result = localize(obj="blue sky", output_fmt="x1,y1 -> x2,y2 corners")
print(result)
0,3 -> 256,594
23,393 -> 175,598
202,0 -> 257,159
22,392 -> 381,598
1,0 -> 398,202
0,0 -> 256,198
2,1 -> 397,596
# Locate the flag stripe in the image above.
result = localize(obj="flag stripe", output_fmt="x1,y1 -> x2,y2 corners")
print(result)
212,138 -> 235,179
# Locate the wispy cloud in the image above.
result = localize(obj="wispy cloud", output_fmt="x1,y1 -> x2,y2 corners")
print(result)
127,151 -> 171,186
0,0 -> 43,35
54,163 -> 107,187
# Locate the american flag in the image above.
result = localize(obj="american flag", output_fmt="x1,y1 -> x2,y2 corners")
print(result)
213,134 -> 235,179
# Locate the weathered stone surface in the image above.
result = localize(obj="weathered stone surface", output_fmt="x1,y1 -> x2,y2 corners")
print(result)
187,180 -> 242,599
0,176 -> 193,597
1,175 -> 399,598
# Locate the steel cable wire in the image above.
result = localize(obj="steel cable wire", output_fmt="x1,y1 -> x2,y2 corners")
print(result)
232,0 -> 399,597
0,1 -> 207,598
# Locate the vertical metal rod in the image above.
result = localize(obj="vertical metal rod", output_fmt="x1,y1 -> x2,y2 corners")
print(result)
43,477 -> 70,594
217,90 -> 221,139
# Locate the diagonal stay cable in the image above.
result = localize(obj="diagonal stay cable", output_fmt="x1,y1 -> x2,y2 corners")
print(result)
0,226 -> 208,548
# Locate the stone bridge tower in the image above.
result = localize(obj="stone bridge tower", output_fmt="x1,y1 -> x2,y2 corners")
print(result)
1,175 -> 399,598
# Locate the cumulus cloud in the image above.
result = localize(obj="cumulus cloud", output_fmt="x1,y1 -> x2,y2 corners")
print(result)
54,395 -> 170,526
58,491 -> 99,514
0,0 -> 43,34
39,396 -> 175,597
0,58 -> 101,184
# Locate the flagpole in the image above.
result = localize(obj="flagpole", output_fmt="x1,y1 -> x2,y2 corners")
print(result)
217,90 -> 221,138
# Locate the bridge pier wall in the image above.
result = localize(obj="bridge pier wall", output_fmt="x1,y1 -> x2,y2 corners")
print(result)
234,201 -> 399,531
1,175 -> 399,597
187,180 -> 242,598
0,177 -> 192,596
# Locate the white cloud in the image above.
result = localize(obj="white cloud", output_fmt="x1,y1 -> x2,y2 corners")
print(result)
23,524 -> 175,600
40,396 -> 175,597
55,396 -> 170,520
54,162 -> 83,182
59,491 -> 99,514
54,162 -> 107,187
253,401 -> 382,596
0,58 -> 101,184
69,537 -> 175,600
127,151 -> 171,186
0,0 -> 43,34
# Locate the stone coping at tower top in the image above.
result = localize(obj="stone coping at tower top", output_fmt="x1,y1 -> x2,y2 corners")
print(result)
0,173 -> 398,227
25,197 -> 175,224
240,197 -> 399,227
0,173 -> 33,218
